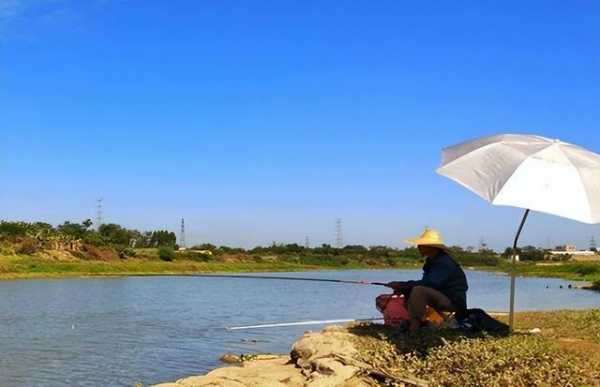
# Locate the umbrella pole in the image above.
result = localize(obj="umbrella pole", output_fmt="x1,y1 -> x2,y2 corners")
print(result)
509,208 -> 530,330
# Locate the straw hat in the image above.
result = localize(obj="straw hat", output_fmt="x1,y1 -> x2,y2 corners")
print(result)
405,228 -> 449,251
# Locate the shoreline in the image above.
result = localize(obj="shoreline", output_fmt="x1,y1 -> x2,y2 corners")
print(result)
0,258 -> 598,287
0,253 -> 598,286
153,309 -> 600,386
0,260 -> 421,281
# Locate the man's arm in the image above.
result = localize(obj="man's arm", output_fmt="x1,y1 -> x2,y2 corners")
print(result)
386,262 -> 451,291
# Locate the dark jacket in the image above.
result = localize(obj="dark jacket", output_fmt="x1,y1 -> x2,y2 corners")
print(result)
406,251 -> 468,315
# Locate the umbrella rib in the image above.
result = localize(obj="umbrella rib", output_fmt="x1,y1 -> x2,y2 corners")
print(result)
437,142 -> 498,171
560,147 -> 595,223
490,142 -> 561,207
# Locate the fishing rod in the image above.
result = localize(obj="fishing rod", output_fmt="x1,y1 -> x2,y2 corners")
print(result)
226,317 -> 383,330
181,273 -> 389,286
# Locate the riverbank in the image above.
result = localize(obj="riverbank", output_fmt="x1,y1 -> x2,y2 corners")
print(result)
0,252 -> 422,280
1,249 -> 600,289
155,309 -> 600,386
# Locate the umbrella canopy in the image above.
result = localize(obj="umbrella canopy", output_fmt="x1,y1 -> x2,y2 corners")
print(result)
437,134 -> 600,224
436,134 -> 600,329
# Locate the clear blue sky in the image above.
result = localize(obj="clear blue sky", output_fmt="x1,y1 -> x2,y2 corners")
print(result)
1,1 -> 600,249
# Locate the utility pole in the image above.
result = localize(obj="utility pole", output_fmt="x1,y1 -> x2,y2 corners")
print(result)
335,218 -> 343,249
180,218 -> 186,249
96,198 -> 103,230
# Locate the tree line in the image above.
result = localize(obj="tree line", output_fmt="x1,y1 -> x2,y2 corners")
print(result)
0,219 -> 572,265
0,220 -> 177,250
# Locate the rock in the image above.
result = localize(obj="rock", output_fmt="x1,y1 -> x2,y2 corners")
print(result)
290,325 -> 362,386
529,328 -> 541,334
219,354 -> 241,364
154,356 -> 304,387
155,325 -> 368,387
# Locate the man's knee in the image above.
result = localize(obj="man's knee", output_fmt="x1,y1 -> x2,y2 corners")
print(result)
410,286 -> 454,311
410,285 -> 429,298
407,286 -> 429,304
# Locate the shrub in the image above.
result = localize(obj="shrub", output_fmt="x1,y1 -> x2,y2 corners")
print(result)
119,247 -> 136,259
16,238 -> 39,255
179,251 -> 212,262
0,243 -> 15,255
82,244 -> 119,261
574,265 -> 599,276
158,247 -> 175,261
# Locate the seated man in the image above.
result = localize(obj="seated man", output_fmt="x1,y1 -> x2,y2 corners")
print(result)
386,228 -> 468,331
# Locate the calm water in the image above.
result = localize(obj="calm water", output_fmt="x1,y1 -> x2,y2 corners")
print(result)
1,270 -> 599,386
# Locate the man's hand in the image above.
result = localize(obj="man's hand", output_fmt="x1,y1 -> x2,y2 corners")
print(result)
385,281 -> 409,291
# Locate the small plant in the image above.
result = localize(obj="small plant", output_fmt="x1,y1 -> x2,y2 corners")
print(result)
119,247 -> 136,259
158,247 -> 175,262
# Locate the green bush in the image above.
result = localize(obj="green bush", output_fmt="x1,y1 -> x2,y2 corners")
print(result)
0,243 -> 15,255
16,238 -> 40,255
574,265 -> 599,276
158,247 -> 175,261
119,247 -> 136,259
179,251 -> 212,262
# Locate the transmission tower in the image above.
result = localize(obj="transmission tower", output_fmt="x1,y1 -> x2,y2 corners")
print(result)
590,236 -> 597,251
335,218 -> 343,248
479,236 -> 488,252
305,236 -> 310,249
96,198 -> 103,230
180,218 -> 186,249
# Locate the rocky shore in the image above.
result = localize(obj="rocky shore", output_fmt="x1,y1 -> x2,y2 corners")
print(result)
154,309 -> 600,387
155,325 -> 381,387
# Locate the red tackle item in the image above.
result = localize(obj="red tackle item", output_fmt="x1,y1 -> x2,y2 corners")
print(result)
375,294 -> 410,326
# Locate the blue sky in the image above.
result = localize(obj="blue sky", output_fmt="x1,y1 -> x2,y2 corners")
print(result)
1,1 -> 600,249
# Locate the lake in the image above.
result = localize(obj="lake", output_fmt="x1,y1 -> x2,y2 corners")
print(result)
1,269 -> 599,386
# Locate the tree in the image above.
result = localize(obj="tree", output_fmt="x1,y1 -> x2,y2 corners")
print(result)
57,220 -> 93,240
0,221 -> 31,238
150,230 -> 177,247
98,223 -> 135,246
519,246 -> 546,261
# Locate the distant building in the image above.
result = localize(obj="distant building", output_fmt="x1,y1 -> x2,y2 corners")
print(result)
549,243 -> 596,260
554,244 -> 577,252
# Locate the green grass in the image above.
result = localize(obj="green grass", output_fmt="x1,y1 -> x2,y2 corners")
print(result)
504,261 -> 600,284
0,252 -> 422,280
351,309 -> 600,386
1,249 -> 600,286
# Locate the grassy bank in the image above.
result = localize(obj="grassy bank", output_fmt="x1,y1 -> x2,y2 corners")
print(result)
507,261 -> 600,288
351,309 -> 600,386
159,309 -> 600,386
0,251 -> 422,280
1,248 -> 600,289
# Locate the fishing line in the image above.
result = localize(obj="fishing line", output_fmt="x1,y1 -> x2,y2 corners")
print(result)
226,317 -> 383,330
178,273 -> 388,286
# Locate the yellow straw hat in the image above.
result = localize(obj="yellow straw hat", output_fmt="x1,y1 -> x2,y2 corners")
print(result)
405,228 -> 449,251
